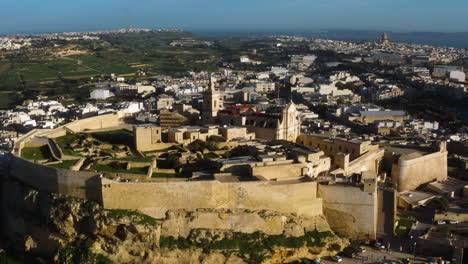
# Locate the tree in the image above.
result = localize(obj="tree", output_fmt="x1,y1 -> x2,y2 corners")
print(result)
188,140 -> 205,153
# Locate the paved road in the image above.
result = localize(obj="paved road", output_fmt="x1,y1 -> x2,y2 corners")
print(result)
48,138 -> 62,160
378,188 -> 395,236
322,246 -> 427,264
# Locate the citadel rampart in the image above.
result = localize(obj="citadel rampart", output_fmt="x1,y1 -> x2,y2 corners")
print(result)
297,134 -> 378,160
5,110 -> 325,221
6,155 -> 323,220
8,112 -> 448,244
63,112 -> 126,133
8,155 -> 102,201
101,179 -> 323,219
318,184 -> 378,241
391,150 -> 448,192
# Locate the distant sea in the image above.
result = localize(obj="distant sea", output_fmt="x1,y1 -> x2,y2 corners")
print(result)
193,29 -> 468,49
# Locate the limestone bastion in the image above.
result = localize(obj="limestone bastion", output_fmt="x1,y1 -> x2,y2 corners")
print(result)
1,111 -> 348,263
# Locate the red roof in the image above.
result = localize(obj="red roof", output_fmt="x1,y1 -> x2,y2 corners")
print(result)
232,104 -> 255,109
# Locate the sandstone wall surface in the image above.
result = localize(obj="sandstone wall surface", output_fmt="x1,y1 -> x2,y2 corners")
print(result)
63,113 -> 124,133
101,179 -> 322,219
392,151 -> 448,192
8,155 -> 100,201
252,163 -> 305,180
318,184 -> 378,241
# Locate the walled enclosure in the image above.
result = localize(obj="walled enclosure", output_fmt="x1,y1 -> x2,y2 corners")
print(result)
7,155 -> 324,220
392,150 -> 448,192
101,179 -> 323,219
8,156 -> 102,201
63,112 -> 126,133
318,184 -> 378,241
7,111 -> 329,234
297,134 -> 378,160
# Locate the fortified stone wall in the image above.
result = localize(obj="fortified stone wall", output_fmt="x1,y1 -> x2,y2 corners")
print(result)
252,163 -> 307,180
134,125 -> 162,152
392,150 -> 448,192
331,149 -> 385,176
63,112 -> 125,133
8,155 -> 101,201
8,155 -> 324,221
297,134 -> 378,160
318,184 -> 378,241
101,179 -> 323,219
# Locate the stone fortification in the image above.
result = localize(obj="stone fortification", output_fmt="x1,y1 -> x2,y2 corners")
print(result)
63,112 -> 126,133
0,178 -> 347,264
330,148 -> 385,176
7,155 -> 323,221
101,179 -> 323,219
391,148 -> 448,192
297,134 -> 378,160
318,184 -> 378,241
8,155 -> 101,201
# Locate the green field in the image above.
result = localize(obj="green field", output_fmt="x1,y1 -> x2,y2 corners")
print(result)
49,159 -> 80,169
90,129 -> 133,146
55,133 -> 85,156
0,56 -> 100,89
395,219 -> 415,237
0,32 -> 221,92
0,91 -> 14,109
21,146 -> 52,160
92,163 -> 148,175
152,172 -> 190,178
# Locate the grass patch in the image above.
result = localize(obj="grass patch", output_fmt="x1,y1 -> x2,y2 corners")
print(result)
105,209 -> 159,226
21,145 -> 52,160
143,145 -> 183,154
152,171 -> 191,178
117,156 -> 154,162
160,229 -> 333,263
55,133 -> 84,156
57,238 -> 113,264
0,91 -> 14,109
49,159 -> 80,169
90,129 -> 133,146
0,251 -> 22,264
395,219 -> 415,237
204,152 -> 220,159
92,162 -> 148,175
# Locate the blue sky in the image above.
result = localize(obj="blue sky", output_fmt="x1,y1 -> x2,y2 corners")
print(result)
1,0 -> 468,34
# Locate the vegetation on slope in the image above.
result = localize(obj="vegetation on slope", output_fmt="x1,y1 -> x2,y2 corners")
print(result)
160,229 -> 333,263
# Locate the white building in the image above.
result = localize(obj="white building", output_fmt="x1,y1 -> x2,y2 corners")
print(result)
449,71 -> 466,83
90,89 -> 114,100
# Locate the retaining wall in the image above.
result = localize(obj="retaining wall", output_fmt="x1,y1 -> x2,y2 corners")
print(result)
392,150 -> 448,192
8,155 -> 101,202
101,179 -> 323,219
318,184 -> 378,241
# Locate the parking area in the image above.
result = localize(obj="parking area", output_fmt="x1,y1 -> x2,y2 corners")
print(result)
321,246 -> 427,264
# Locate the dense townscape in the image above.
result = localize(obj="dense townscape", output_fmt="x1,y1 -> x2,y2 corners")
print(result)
0,29 -> 467,264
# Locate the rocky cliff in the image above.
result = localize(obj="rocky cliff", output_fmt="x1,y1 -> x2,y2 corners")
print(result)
0,178 -> 348,264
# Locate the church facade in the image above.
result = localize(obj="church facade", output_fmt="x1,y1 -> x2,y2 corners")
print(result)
201,76 -> 222,125
217,104 -> 300,141
201,76 -> 300,142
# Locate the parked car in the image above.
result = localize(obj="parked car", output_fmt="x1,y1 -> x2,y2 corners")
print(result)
448,220 -> 459,224
374,242 -> 386,249
330,256 -> 343,262
356,246 -> 366,253
341,249 -> 356,258
435,220 -> 446,225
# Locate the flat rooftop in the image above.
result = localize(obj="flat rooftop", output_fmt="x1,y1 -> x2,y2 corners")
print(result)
398,190 -> 437,206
